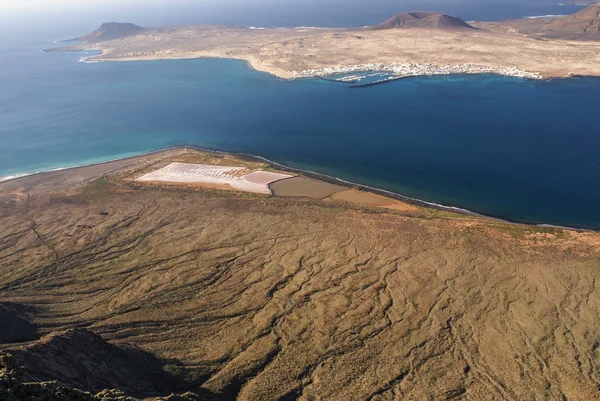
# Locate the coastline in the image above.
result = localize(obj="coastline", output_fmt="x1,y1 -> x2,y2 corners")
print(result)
73,49 -> 599,82
78,51 -> 551,81
1,145 -> 594,232
0,149 -> 166,184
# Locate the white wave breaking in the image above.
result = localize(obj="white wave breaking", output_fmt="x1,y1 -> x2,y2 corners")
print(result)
79,56 -> 100,64
0,173 -> 29,182
525,14 -> 567,18
0,167 -> 67,183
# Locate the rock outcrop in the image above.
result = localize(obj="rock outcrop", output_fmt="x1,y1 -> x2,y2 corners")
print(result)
0,303 -> 39,345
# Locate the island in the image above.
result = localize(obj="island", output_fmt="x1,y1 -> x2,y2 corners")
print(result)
49,5 -> 600,80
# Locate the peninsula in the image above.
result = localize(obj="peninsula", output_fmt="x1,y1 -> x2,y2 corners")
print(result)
50,5 -> 600,80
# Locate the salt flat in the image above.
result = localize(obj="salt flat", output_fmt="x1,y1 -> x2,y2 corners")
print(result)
136,162 -> 293,195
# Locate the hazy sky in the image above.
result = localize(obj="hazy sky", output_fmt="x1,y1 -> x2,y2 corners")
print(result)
0,0 -> 192,19
1,0 -> 142,9
0,0 -> 584,41
0,0 -> 194,38
0,0 -> 173,14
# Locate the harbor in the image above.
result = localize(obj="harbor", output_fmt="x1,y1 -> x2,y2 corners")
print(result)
295,62 -> 542,86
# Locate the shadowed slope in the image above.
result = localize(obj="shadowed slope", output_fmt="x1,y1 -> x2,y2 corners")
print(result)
0,303 -> 39,344
1,329 -> 206,398
0,353 -> 213,401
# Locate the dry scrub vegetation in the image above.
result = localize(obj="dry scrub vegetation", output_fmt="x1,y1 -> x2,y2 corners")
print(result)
1,151 -> 600,400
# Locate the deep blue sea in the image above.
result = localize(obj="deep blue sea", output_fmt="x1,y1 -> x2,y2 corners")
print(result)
1,0 -> 599,230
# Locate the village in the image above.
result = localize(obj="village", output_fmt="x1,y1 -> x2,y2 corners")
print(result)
294,62 -> 543,81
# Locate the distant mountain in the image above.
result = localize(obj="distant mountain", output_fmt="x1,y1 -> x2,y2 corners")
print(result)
80,22 -> 144,42
542,4 -> 600,39
369,11 -> 476,31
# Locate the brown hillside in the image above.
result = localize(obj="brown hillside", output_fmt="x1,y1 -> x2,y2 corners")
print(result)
543,4 -> 600,39
1,149 -> 600,400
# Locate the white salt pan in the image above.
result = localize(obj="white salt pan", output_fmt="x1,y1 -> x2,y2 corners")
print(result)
137,162 -> 293,195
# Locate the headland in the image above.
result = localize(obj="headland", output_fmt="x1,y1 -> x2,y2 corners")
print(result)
0,147 -> 468,217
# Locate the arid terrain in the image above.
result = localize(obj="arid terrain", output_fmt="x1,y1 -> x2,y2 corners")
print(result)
476,4 -> 600,40
2,148 -> 600,400
51,6 -> 600,79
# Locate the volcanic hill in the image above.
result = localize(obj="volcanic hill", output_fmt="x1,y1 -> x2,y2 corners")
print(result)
369,11 -> 476,30
80,22 -> 145,42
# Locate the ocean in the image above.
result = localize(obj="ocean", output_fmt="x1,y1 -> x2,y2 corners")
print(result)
1,0 -> 599,230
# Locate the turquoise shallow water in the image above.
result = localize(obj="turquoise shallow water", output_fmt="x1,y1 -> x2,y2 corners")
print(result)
1,41 -> 600,229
